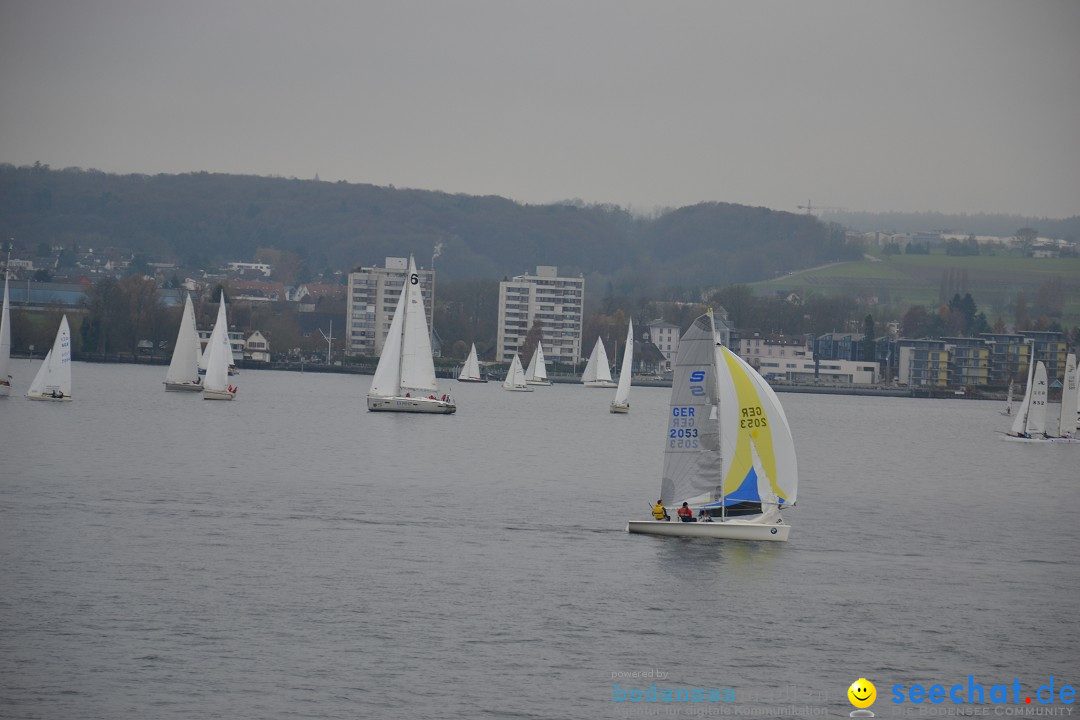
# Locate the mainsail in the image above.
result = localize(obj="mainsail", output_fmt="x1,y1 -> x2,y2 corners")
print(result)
612,320 -> 634,406
660,314 -> 723,505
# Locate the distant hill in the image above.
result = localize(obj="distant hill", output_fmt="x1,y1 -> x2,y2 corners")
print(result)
820,209 -> 1080,240
0,164 -> 853,291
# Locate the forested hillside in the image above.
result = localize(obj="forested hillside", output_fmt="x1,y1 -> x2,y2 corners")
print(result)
0,164 -> 853,290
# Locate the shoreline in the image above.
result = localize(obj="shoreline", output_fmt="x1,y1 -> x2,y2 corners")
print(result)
28,352 -> 1007,401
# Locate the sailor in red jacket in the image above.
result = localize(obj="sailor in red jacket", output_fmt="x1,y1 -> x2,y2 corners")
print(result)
677,502 -> 694,522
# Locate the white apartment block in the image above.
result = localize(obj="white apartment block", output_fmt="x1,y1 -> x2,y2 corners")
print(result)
647,316 -> 732,373
737,334 -> 876,384
496,266 -> 584,364
346,257 -> 434,357
646,321 -> 681,372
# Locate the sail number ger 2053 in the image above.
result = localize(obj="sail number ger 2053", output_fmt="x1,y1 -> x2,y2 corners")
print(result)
670,406 -> 698,449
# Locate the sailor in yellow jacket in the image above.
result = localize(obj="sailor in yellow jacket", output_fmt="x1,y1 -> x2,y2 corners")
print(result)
652,500 -> 670,521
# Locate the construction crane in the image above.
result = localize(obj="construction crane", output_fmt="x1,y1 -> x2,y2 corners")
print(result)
797,200 -> 846,215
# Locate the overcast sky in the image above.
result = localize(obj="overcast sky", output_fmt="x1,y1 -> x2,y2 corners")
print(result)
1,1 -> 1077,218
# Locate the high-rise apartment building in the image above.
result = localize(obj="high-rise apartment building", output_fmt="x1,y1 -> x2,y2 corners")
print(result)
496,266 -> 584,365
346,257 -> 433,357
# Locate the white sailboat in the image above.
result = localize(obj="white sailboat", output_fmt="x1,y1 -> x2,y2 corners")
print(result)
524,342 -> 552,386
610,320 -> 634,413
367,255 -> 455,413
0,267 -> 11,397
1058,354 -> 1078,441
457,343 -> 487,383
999,381 -> 1015,416
25,315 -> 73,401
202,292 -> 237,401
502,353 -> 533,392
628,311 -> 798,541
164,292 -> 203,392
1004,353 -> 1079,443
581,337 -> 616,388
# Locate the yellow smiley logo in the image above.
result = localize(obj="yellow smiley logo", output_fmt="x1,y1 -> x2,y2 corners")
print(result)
848,678 -> 876,709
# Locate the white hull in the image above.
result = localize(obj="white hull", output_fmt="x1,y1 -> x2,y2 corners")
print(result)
584,380 -> 617,388
525,379 -> 551,386
164,381 -> 203,392
610,402 -> 629,413
26,392 -> 72,402
627,517 -> 790,541
457,377 -> 487,383
367,395 -> 456,413
503,386 -> 533,392
203,388 -> 236,401
1001,433 -> 1079,444
0,382 -> 10,398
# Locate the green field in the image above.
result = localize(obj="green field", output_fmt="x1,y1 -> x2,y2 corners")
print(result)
753,249 -> 1080,327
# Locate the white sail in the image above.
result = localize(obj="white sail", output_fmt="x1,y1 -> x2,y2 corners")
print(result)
525,342 -> 550,384
26,315 -> 72,400
368,266 -> 408,398
582,338 -> 615,386
1010,351 -> 1036,435
611,320 -> 634,409
202,293 -> 235,400
0,270 -> 11,395
1059,354 -> 1077,436
503,354 -> 532,391
715,343 -> 798,506
659,314 -> 723,505
367,255 -> 453,413
1025,361 -> 1048,435
164,293 -> 202,390
458,343 -> 483,381
398,256 -> 438,395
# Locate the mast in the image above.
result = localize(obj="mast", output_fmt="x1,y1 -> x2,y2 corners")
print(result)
397,256 -> 413,392
707,309 -> 728,520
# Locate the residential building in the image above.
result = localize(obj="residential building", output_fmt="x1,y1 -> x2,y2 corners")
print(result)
646,316 -> 732,373
245,331 -> 271,363
495,266 -> 584,364
1019,331 -> 1068,380
198,329 -> 246,365
346,258 -> 433,357
979,333 -> 1031,386
646,321 -> 681,372
737,333 -> 877,384
897,340 -> 950,387
943,337 -> 991,387
227,262 -> 272,277
814,332 -> 868,362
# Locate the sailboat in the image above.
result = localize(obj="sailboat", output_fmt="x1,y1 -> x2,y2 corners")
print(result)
367,255 -> 455,413
627,311 -> 798,541
1004,354 -> 1079,443
581,337 -> 616,388
25,315 -> 73,401
524,342 -> 552,386
164,292 -> 203,392
457,343 -> 487,383
502,353 -> 533,392
202,292 -> 237,401
610,320 -> 633,413
999,381 -> 1015,416
0,266 -> 11,397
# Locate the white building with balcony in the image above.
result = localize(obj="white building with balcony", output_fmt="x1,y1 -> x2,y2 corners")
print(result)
495,266 -> 584,365
346,257 -> 434,357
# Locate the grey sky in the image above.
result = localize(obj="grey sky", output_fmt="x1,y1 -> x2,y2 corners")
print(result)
2,0 -> 1077,218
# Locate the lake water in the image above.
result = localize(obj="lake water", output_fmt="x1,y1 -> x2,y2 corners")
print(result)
1,360 -> 1077,719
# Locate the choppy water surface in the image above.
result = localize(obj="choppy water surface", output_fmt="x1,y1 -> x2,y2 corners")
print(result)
1,360 -> 1077,719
